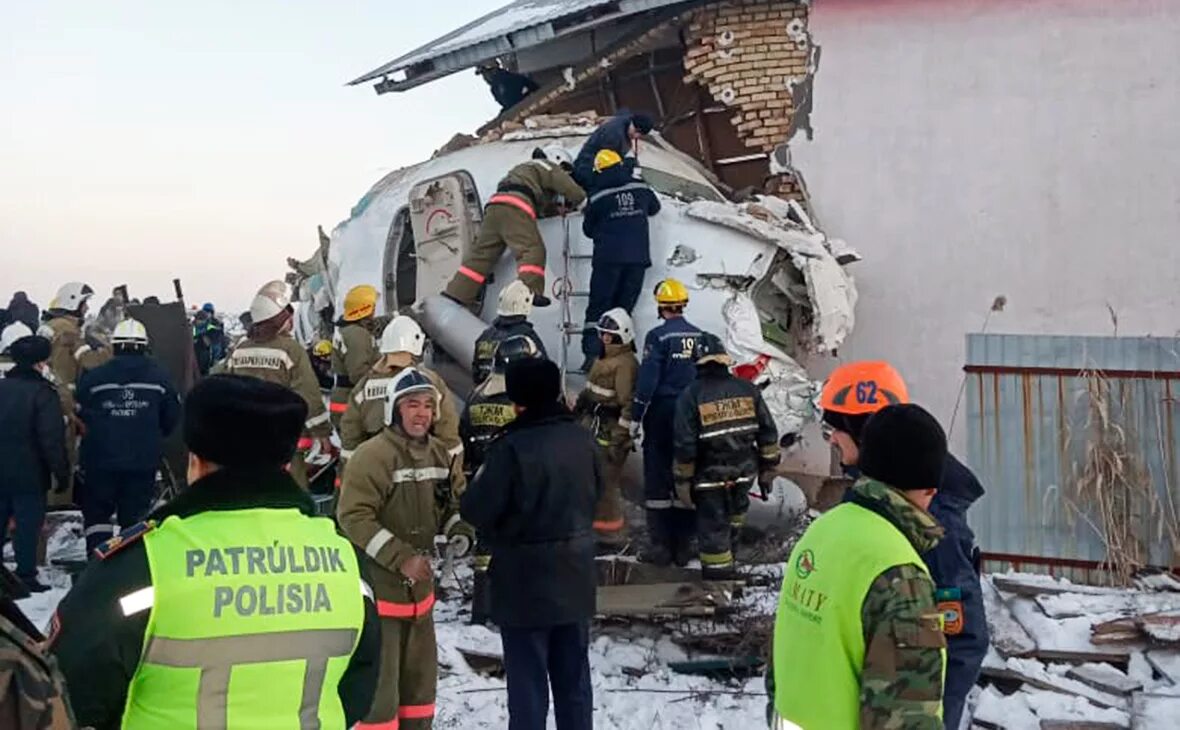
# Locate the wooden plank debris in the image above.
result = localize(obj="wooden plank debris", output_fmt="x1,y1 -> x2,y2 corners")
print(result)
1130,693 -> 1180,729
983,577 -> 1038,657
1092,611 -> 1180,646
993,574 -> 1126,598
1065,663 -> 1143,696
1143,650 -> 1180,686
980,657 -> 1130,711
1133,573 -> 1180,593
457,648 -> 505,677
595,582 -> 739,618
1040,722 -> 1127,729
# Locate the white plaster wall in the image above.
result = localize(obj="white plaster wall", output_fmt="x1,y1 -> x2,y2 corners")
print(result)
793,0 -> 1180,451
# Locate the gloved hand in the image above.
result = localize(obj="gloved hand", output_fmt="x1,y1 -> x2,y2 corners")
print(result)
757,472 -> 776,502
628,421 -> 642,442
445,519 -> 476,559
674,480 -> 694,509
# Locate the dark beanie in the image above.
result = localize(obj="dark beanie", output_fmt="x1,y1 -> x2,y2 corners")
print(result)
858,404 -> 947,491
184,374 -> 307,469
10,336 -> 51,367
631,114 -> 654,134
505,358 -> 561,409
822,410 -> 871,443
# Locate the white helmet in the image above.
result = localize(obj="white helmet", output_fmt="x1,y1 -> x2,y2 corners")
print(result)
597,308 -> 635,345
111,318 -> 149,348
0,322 -> 33,354
541,144 -> 573,168
379,316 -> 425,357
50,282 -> 95,313
383,367 -> 439,427
249,280 -> 292,324
497,280 -> 534,318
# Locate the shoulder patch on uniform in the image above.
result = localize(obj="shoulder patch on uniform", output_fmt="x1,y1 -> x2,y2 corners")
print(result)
94,520 -> 156,559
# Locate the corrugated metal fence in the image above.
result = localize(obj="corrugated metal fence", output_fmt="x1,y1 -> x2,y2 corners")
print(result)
965,334 -> 1180,580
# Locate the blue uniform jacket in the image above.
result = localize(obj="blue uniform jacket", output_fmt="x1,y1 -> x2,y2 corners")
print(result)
77,354 -> 181,473
632,316 -> 703,423
573,110 -> 641,187
582,162 -> 661,266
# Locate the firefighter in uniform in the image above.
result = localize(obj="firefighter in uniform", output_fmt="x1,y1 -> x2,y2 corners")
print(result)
574,308 -> 639,547
0,322 -> 33,377
50,375 -> 381,729
340,316 -> 462,469
224,281 -> 332,488
329,285 -> 382,429
672,333 -> 779,579
632,279 -> 702,566
444,146 -> 587,308
337,368 -> 472,730
459,334 -> 543,625
471,280 -> 548,386
41,281 -> 111,391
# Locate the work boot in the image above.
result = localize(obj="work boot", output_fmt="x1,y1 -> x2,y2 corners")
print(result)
672,540 -> 694,568
470,571 -> 492,626
19,575 -> 51,594
532,294 -> 552,307
640,542 -> 672,567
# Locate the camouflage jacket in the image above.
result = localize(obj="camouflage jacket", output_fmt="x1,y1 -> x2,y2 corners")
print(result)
0,606 -> 76,729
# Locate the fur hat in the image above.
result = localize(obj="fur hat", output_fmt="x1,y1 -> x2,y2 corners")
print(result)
858,404 -> 947,491
9,336 -> 51,367
505,358 -> 561,409
184,375 -> 307,469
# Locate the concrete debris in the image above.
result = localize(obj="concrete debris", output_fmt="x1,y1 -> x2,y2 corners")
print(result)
1036,592 -> 1180,620
480,110 -> 603,143
1134,573 -> 1180,593
666,244 -> 699,267
973,684 -> 1131,730
982,575 -> 1038,658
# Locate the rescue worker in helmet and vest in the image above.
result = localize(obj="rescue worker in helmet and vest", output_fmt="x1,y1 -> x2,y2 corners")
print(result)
771,404 -> 947,730
337,368 -> 473,730
672,333 -> 779,580
329,285 -> 382,430
444,146 -> 587,308
224,281 -> 332,489
340,316 -> 462,469
459,334 -> 543,625
574,308 -> 639,547
42,281 -> 111,390
76,319 -> 181,553
632,278 -> 702,566
471,280 -> 548,386
817,361 -> 988,730
51,374 -> 381,730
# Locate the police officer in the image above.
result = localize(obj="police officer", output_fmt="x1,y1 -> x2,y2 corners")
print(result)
771,404 -> 947,729
338,368 -> 471,730
460,334 -> 542,625
75,319 -> 180,553
575,308 -> 639,547
444,146 -> 586,307
329,285 -> 382,429
672,333 -> 779,579
632,279 -> 702,566
51,375 -> 381,729
340,316 -> 462,468
471,280 -> 548,386
224,281 -> 332,488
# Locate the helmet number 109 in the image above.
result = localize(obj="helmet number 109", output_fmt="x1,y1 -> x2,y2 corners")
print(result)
855,380 -> 879,405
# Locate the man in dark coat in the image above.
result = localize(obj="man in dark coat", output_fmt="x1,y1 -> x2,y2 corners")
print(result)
461,358 -> 601,730
0,335 -> 69,592
477,63 -> 540,109
572,110 -> 654,189
5,292 -> 39,333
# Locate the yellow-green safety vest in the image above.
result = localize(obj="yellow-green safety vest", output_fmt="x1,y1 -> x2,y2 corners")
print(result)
121,507 -> 367,729
772,502 -> 945,730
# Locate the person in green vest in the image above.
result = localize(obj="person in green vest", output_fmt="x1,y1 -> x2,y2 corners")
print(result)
770,403 -> 948,730
49,374 -> 381,730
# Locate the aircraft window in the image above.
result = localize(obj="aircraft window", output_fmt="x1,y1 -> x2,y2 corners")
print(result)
641,168 -> 725,203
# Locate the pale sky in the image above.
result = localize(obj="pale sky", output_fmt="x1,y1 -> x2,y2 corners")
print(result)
0,0 -> 504,312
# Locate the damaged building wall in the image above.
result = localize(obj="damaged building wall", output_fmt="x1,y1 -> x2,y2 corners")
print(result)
791,0 -> 1180,455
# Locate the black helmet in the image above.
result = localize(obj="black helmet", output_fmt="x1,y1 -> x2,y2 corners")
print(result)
493,335 -> 542,373
693,332 -> 733,367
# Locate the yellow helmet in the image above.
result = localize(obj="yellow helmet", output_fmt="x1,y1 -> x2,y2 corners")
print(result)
342,285 -> 379,322
653,278 -> 689,306
593,148 -> 623,173
312,339 -> 333,358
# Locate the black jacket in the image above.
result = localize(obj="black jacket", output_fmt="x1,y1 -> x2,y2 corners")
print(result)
77,354 -> 181,473
461,402 -> 602,628
483,68 -> 539,109
5,293 -> 39,333
471,316 -> 548,385
0,367 -> 69,494
573,110 -> 641,188
48,468 -> 381,730
582,161 -> 660,266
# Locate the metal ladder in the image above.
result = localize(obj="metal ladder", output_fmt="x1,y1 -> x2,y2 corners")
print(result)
555,215 -> 592,385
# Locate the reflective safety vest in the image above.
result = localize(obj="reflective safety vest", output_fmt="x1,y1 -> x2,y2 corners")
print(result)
121,508 -> 368,729
772,502 -> 943,730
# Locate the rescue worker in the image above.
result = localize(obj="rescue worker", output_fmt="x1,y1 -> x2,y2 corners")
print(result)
0,334 -> 69,593
41,281 -> 109,390
0,322 -> 33,377
192,302 -> 228,375
572,109 -> 654,189
477,62 -> 540,109
224,281 -> 332,488
579,150 -> 660,370
574,308 -> 638,547
632,279 -> 702,566
771,404 -> 947,730
340,316 -> 462,468
0,565 -> 76,728
471,280 -> 548,386
337,368 -> 471,730
459,334 -> 543,625
819,361 -> 988,730
444,146 -> 586,308
461,358 -> 601,730
310,339 -> 335,390
51,374 -> 381,729
672,333 -> 779,579
329,285 -> 382,430
75,319 -> 181,553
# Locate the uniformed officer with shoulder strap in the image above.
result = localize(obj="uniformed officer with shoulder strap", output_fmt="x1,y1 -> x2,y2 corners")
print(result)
50,375 -> 381,730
